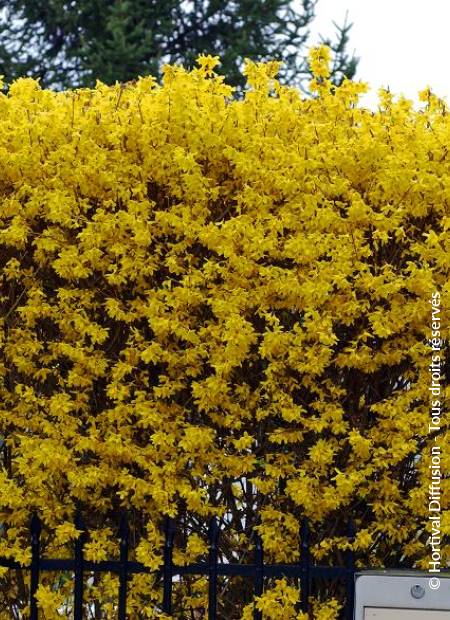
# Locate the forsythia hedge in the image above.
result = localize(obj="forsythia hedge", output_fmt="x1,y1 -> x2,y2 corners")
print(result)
0,48 -> 449,618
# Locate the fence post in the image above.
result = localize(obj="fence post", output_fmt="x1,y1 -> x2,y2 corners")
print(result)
118,513 -> 129,620
300,517 -> 310,613
346,519 -> 356,620
30,513 -> 42,620
162,516 -> 176,615
253,532 -> 264,620
208,517 -> 220,620
74,511 -> 87,620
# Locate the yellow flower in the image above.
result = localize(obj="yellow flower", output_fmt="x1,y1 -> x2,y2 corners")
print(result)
308,45 -> 332,79
196,54 -> 221,76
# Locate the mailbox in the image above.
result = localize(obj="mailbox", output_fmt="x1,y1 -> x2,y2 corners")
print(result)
354,571 -> 450,619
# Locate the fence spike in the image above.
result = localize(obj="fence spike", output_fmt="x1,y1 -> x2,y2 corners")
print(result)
119,512 -> 129,541
30,513 -> 42,542
208,517 -> 220,620
208,517 -> 220,547
162,516 -> 176,615
30,513 -> 41,620
299,517 -> 310,613
253,531 -> 264,620
118,512 -> 129,620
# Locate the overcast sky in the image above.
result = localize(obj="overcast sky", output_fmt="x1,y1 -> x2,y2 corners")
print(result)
310,0 -> 450,109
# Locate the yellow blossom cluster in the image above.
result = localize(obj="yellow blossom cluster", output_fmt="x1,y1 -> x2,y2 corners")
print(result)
0,48 -> 449,617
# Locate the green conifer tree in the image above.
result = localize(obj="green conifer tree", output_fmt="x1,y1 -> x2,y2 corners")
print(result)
0,0 -> 357,90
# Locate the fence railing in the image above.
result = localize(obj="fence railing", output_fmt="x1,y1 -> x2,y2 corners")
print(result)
0,513 -> 357,619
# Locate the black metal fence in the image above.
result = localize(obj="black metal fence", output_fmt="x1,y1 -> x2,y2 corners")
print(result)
0,513 -> 357,619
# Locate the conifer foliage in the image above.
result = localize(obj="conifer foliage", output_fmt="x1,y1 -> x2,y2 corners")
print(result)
0,0 -> 356,90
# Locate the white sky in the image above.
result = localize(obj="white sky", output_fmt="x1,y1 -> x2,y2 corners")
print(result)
310,0 -> 450,109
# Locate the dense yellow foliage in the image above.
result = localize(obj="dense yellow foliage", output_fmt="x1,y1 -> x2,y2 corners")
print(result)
0,48 -> 449,618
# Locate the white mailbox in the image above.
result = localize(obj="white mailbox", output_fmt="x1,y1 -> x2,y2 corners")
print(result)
354,571 -> 450,619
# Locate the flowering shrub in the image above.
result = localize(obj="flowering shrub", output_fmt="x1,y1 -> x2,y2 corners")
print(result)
0,48 -> 449,617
